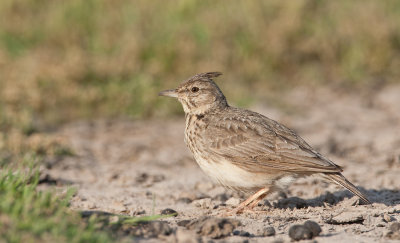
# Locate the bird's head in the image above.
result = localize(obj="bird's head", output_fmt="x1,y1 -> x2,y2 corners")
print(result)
159,72 -> 228,115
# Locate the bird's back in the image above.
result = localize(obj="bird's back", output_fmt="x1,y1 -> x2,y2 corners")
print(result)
186,106 -> 343,175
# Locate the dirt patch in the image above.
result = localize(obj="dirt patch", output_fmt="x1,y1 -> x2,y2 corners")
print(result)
40,86 -> 400,242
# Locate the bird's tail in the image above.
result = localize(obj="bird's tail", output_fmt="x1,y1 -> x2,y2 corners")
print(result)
323,173 -> 371,204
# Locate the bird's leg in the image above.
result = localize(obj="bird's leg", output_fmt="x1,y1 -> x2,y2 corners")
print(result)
247,193 -> 267,209
227,187 -> 270,215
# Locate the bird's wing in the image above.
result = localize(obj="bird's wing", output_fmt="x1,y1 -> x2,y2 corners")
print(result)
203,112 -> 342,173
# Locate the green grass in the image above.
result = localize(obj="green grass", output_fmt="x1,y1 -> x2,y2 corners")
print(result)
0,159 -> 111,242
1,0 -> 400,134
0,156 -> 175,242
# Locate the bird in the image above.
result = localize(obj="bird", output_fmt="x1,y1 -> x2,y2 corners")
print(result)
159,72 -> 371,213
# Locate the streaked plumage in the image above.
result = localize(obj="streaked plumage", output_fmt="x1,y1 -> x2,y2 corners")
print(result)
159,72 -> 370,211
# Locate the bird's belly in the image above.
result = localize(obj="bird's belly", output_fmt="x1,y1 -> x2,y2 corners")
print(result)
193,154 -> 274,191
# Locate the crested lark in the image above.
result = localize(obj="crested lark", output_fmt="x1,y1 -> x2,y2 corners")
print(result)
159,72 -> 370,213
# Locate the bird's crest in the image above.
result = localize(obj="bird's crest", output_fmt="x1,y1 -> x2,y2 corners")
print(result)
189,72 -> 222,81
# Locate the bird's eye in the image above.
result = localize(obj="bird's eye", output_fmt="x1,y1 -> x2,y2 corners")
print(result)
191,87 -> 199,93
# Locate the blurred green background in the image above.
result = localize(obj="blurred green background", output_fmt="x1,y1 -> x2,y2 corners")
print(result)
1,0 -> 400,134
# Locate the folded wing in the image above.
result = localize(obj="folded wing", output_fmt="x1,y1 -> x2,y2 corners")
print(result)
203,111 -> 342,174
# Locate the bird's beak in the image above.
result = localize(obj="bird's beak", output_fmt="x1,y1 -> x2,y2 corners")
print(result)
158,89 -> 178,98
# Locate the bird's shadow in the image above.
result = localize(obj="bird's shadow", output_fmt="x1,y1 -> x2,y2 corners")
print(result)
270,187 -> 400,210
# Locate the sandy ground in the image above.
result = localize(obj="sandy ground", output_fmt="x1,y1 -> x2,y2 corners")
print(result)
40,86 -> 400,242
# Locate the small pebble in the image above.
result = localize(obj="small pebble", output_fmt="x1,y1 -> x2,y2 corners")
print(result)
387,222 -> 400,240
135,173 -> 149,183
258,226 -> 275,236
160,208 -> 178,216
390,222 -> 400,232
275,197 -> 307,209
233,230 -> 251,237
177,220 -> 191,227
177,197 -> 193,204
304,220 -> 322,237
289,225 -> 313,241
383,213 -> 392,223
324,192 -> 337,204
325,212 -> 364,224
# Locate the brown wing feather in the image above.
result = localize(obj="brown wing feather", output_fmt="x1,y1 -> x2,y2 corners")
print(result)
203,108 -> 342,173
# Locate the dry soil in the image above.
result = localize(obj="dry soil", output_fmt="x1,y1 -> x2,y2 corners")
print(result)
40,86 -> 400,242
